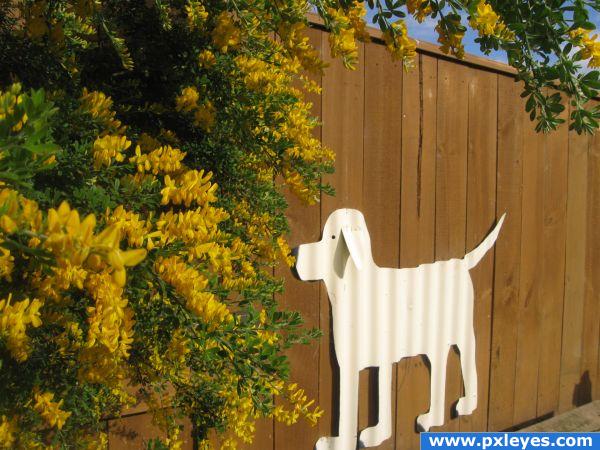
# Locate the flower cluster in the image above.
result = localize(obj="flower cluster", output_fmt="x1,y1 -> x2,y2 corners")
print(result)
383,20 -> 417,65
468,1 -> 514,41
0,295 -> 43,362
407,0 -> 432,23
176,86 -> 216,131
436,16 -> 466,59
33,392 -> 72,430
570,28 -> 600,68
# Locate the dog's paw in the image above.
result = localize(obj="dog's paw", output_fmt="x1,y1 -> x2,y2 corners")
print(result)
315,436 -> 339,450
315,435 -> 355,450
358,425 -> 389,448
315,436 -> 331,450
455,397 -> 476,416
417,412 -> 444,431
416,413 -> 431,432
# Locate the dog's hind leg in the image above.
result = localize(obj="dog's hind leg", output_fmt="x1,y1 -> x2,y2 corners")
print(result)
358,364 -> 393,448
416,346 -> 450,431
456,330 -> 478,416
315,367 -> 359,450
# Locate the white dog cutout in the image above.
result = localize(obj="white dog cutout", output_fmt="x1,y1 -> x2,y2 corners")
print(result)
294,209 -> 505,450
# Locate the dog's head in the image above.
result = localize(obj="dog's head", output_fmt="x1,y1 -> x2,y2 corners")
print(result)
294,208 -> 373,281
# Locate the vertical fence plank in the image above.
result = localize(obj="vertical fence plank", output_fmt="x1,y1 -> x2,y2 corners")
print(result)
435,59 -> 469,432
583,110 -> 600,403
462,69 -> 498,432
319,32 -> 365,443
362,41 -> 403,450
537,105 -> 569,417
487,75 -> 523,431
576,111 -> 600,403
513,109 -> 545,426
395,53 -> 438,450
273,27 -> 322,450
559,117 -> 590,413
588,122 -> 600,402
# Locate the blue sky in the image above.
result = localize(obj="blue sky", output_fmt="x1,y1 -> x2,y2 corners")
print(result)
366,7 -> 600,64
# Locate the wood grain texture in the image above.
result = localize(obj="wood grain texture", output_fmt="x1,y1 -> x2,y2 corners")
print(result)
462,68 -> 497,433
584,113 -> 600,403
487,75 -> 524,431
537,105 -> 569,417
362,41 -> 403,450
513,105 -> 545,426
559,119 -> 590,413
588,124 -> 600,402
395,53 -> 437,450
319,30 -> 365,442
435,59 -> 469,432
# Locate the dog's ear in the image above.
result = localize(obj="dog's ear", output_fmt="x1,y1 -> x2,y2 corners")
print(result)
341,225 -> 364,271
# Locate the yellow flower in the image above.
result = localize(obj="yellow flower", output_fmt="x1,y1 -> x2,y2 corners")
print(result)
383,20 -> 417,67
278,22 -> 325,74
329,27 -> 358,69
176,86 -> 200,113
84,271 -> 134,356
276,236 -> 295,267
436,18 -> 465,59
155,256 -> 231,326
235,55 -> 289,94
193,101 -> 216,131
33,391 -> 72,430
186,0 -> 208,30
0,294 -> 43,362
282,168 -> 317,205
43,201 -> 146,288
129,145 -> 186,175
471,1 -> 499,35
198,49 -> 217,68
0,188 -> 43,234
571,28 -> 600,68
161,169 -> 218,207
212,12 -> 240,52
469,1 -> 513,40
0,416 -> 17,448
347,1 -> 370,41
92,135 -> 131,169
0,245 -> 14,281
105,205 -> 152,248
407,0 -> 432,23
78,88 -> 125,135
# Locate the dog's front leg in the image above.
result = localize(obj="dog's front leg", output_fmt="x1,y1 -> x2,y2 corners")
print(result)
358,364 -> 393,448
417,346 -> 450,432
315,366 -> 359,450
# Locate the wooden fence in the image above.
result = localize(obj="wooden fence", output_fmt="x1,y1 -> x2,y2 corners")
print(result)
107,24 -> 600,450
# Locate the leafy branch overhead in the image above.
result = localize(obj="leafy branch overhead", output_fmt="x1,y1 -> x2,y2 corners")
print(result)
366,0 -> 600,133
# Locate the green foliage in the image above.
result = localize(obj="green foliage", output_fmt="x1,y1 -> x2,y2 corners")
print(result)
370,0 -> 600,133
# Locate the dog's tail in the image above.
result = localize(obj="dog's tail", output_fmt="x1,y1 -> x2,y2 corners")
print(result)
463,213 -> 506,270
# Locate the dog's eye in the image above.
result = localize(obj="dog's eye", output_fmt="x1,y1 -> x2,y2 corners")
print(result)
331,235 -> 336,239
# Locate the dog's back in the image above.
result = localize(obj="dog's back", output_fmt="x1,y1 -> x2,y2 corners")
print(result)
330,258 -> 474,370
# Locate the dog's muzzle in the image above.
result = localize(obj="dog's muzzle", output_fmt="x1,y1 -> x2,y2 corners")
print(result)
292,243 -> 321,281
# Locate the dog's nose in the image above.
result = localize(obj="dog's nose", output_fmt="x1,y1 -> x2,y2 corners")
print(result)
290,247 -> 301,280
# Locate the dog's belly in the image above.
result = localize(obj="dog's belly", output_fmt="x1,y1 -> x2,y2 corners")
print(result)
330,260 -> 474,369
